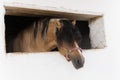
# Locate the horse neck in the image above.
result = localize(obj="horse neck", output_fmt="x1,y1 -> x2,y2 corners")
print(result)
44,21 -> 57,50
34,21 -> 57,51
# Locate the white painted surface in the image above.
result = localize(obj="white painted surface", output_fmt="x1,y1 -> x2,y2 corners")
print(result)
89,17 -> 106,48
3,0 -> 106,12
0,0 -> 5,53
0,0 -> 120,80
0,50 -> 114,80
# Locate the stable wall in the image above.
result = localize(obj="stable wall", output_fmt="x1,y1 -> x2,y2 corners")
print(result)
0,0 -> 120,80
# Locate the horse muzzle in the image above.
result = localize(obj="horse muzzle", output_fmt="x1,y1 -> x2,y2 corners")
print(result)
69,51 -> 85,69
71,55 -> 85,69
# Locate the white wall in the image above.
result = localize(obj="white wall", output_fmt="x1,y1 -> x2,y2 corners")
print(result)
0,0 -> 5,53
4,0 -> 106,12
0,0 -> 120,80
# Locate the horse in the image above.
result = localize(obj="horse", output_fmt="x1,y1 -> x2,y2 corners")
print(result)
9,17 -> 85,69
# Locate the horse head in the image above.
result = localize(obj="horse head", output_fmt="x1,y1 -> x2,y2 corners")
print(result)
52,19 -> 85,69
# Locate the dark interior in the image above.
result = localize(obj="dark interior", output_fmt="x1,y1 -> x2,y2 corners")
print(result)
76,21 -> 91,49
5,15 -> 91,52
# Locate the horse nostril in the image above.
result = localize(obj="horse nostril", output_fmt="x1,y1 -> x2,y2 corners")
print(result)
77,59 -> 80,64
76,59 -> 84,67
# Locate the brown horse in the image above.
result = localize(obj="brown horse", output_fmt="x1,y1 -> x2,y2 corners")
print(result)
11,17 -> 84,69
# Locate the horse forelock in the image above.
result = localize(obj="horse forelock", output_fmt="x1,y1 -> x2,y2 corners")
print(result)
56,20 -> 82,47
56,20 -> 74,46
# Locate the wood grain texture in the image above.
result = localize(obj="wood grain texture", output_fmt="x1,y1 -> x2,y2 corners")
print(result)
4,2 -> 103,20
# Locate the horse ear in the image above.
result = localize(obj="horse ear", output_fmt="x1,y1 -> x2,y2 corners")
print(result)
54,19 -> 62,29
70,20 -> 76,26
50,19 -> 61,29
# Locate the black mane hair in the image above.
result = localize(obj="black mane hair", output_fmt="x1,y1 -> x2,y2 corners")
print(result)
56,20 -> 82,47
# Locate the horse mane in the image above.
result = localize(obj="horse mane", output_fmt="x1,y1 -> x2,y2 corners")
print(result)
33,17 -> 51,39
